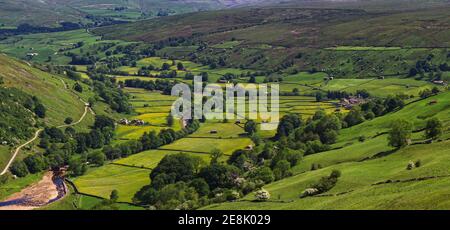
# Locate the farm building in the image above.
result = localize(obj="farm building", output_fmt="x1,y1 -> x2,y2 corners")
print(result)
432,80 -> 446,85
118,118 -> 130,125
339,97 -> 365,109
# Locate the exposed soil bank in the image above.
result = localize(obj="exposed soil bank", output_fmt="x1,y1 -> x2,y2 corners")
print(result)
0,171 -> 67,210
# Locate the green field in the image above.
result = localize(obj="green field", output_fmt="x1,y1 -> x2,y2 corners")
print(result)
73,164 -> 151,203
325,46 -> 403,51
205,140 -> 450,210
41,185 -> 144,210
115,89 -> 180,140
0,172 -> 44,201
0,30 -> 100,64
1,0 -> 449,211
204,91 -> 450,210
321,78 -> 441,97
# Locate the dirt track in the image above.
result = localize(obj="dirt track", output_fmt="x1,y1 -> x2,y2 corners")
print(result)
0,129 -> 43,176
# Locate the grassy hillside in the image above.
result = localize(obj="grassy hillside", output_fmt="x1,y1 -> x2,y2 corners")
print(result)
93,6 -> 450,76
0,0 -> 240,27
204,91 -> 450,210
0,0 -> 86,27
0,54 -> 86,125
205,140 -> 450,210
95,7 -> 450,48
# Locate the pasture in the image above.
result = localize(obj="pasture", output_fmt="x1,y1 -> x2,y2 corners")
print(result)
161,137 -> 253,155
73,164 -> 151,203
203,90 -> 450,210
0,55 -> 86,126
205,139 -> 450,210
115,89 -> 180,141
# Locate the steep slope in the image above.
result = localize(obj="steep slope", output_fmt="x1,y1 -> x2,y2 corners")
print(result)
206,140 -> 450,210
0,54 -> 86,126
204,91 -> 450,210
0,54 -> 92,170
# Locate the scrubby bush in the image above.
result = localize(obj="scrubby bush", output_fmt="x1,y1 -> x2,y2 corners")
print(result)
311,163 -> 322,171
64,117 -> 73,124
254,189 -> 270,202
310,170 -> 341,194
415,160 -> 422,168
358,135 -> 366,142
407,161 -> 415,170
300,188 -> 319,198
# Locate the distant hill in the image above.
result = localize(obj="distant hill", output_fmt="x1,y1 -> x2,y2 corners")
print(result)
92,6 -> 450,73
0,0 -> 266,27
94,6 -> 450,48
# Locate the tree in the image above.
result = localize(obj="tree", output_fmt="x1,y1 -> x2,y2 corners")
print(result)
94,115 -> 115,130
248,76 -> 256,83
344,108 -> 365,127
177,62 -> 184,71
166,114 -> 174,127
272,160 -> 292,180
419,89 -> 432,99
388,119 -> 413,148
425,118 -> 443,140
64,117 -> 73,125
201,72 -> 209,82
110,189 -> 119,202
161,63 -> 171,71
23,154 -> 48,174
312,170 -> 341,193
210,148 -> 224,165
199,164 -> 240,190
384,95 -> 404,112
188,178 -> 210,197
408,68 -> 418,77
276,114 -> 302,138
89,151 -> 106,166
68,158 -> 87,176
34,103 -> 46,118
320,129 -> 338,145
74,82 -> 83,93
39,138 -> 50,149
150,154 -> 200,183
249,166 -> 274,184
431,87 -> 440,94
10,161 -> 29,177
88,97 -> 96,107
244,120 -> 257,135
315,92 -> 325,102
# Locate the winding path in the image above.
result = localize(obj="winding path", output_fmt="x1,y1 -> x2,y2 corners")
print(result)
0,129 -> 43,175
0,80 -> 93,176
